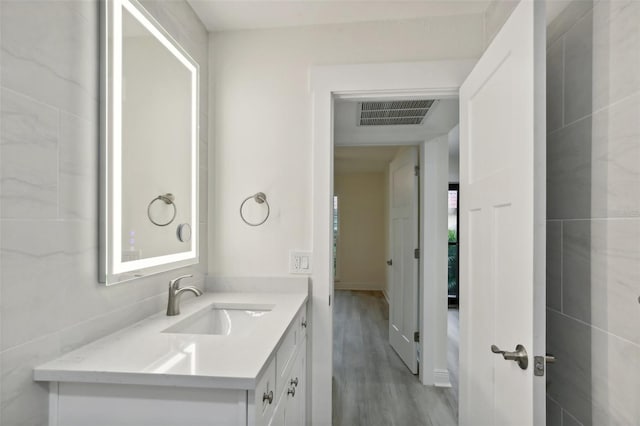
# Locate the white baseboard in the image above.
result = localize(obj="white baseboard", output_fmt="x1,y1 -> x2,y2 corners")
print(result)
433,369 -> 452,388
382,289 -> 390,304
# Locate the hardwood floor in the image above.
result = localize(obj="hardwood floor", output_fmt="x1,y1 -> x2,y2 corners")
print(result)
332,290 -> 458,426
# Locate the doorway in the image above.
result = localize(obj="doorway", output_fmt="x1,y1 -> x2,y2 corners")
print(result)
309,59 -> 474,425
448,183 -> 459,308
331,95 -> 460,425
312,4 -> 546,424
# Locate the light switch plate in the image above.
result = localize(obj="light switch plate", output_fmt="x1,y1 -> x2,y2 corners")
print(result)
289,250 -> 312,274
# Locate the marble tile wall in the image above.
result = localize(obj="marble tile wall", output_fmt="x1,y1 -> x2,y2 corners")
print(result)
545,1 -> 640,424
0,1 -> 208,424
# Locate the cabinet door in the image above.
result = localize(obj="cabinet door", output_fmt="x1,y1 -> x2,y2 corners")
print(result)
284,341 -> 306,426
269,397 -> 285,426
253,357 -> 276,426
296,342 -> 307,425
283,388 -> 299,426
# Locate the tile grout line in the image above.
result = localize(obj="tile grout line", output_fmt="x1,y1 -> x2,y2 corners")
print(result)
0,86 -> 97,123
56,108 -> 61,220
547,86 -> 640,138
549,217 -> 640,223
560,220 -> 563,314
546,306 -> 640,349
0,218 -> 96,223
564,87 -> 640,130
561,34 -> 565,129
563,408 -> 584,426
547,395 -> 563,424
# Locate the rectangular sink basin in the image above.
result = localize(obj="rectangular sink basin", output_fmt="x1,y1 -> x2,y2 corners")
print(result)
163,304 -> 272,336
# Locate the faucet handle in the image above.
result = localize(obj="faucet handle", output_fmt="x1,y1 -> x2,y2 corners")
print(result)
170,274 -> 193,289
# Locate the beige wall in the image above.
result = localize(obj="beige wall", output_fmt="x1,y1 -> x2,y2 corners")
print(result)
334,173 -> 387,291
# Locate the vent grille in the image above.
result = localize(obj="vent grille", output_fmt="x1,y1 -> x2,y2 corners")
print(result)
358,100 -> 435,126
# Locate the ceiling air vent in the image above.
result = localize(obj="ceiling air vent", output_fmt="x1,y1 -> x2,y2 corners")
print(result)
358,99 -> 435,126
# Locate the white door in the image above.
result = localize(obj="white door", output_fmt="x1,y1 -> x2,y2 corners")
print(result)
459,1 -> 546,425
388,147 -> 419,374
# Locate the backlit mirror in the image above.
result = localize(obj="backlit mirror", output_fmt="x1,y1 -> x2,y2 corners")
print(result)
100,0 -> 199,284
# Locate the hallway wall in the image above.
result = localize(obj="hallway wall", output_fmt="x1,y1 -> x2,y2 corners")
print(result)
334,172 -> 387,291
0,2 -> 208,424
544,1 -> 640,424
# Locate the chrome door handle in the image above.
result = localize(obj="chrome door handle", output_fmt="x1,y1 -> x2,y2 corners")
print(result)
386,259 -> 393,266
491,344 -> 528,370
290,377 -> 299,387
262,390 -> 273,404
287,386 -> 296,397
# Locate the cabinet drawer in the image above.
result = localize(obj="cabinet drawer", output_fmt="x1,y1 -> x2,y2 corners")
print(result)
255,357 -> 276,426
275,321 -> 298,398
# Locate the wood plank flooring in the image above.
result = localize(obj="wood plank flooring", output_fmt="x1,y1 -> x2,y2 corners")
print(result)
332,290 -> 458,426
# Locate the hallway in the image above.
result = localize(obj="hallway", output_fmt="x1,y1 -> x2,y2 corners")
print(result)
332,290 -> 458,426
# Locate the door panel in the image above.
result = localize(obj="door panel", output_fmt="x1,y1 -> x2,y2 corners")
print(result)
459,1 -> 546,425
389,147 -> 419,374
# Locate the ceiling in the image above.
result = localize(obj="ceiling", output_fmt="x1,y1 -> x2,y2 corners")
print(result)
187,0 -> 492,32
334,98 -> 459,178
334,98 -> 459,146
187,0 -> 573,33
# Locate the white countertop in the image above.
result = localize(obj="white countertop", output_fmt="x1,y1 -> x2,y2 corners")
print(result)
33,291 -> 308,390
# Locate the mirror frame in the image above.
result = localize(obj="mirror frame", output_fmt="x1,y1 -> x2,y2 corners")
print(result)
99,0 -> 199,284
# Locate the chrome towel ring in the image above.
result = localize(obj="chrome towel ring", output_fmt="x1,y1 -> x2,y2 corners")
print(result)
148,193 -> 177,227
240,192 -> 270,226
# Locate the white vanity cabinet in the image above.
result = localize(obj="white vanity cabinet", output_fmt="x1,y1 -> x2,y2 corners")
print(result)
270,340 -> 307,426
37,297 -> 308,426
249,304 -> 307,426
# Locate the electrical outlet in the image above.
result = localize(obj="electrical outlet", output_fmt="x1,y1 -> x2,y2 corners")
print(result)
289,250 -> 312,274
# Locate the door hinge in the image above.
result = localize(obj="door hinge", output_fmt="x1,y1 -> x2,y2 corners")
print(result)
414,165 -> 420,176
414,331 -> 420,342
329,294 -> 331,306
414,248 -> 420,259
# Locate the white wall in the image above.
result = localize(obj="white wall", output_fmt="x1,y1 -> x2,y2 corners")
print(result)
334,172 -> 386,291
208,15 -> 485,277
211,16 -> 484,426
0,1 -> 208,424
384,166 -> 390,301
419,135 -> 450,387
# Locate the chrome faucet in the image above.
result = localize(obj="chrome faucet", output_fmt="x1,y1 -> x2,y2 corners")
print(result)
166,274 -> 203,316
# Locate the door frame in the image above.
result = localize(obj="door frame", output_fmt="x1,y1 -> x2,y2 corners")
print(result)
310,60 -> 475,425
448,182 -> 460,307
